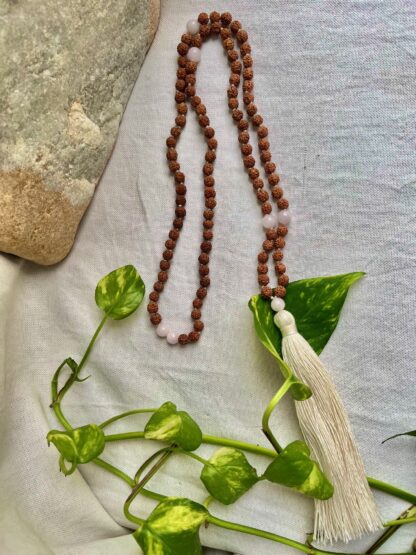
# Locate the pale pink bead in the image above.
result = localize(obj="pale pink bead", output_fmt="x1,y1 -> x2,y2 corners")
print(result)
166,331 -> 179,345
271,297 -> 285,312
156,323 -> 169,337
186,19 -> 199,35
262,213 -> 278,229
278,209 -> 291,225
187,47 -> 201,63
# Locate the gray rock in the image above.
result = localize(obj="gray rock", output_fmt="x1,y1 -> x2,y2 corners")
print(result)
0,0 -> 160,265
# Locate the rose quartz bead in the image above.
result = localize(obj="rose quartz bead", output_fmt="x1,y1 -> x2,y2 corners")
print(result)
187,47 -> 201,63
186,19 -> 199,35
262,213 -> 278,229
271,297 -> 285,312
278,209 -> 291,225
166,331 -> 179,345
156,323 -> 169,337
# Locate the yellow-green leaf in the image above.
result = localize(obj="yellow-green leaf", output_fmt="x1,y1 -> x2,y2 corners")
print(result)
95,265 -> 145,320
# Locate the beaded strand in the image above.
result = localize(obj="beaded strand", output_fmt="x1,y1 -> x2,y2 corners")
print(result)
148,12 -> 291,345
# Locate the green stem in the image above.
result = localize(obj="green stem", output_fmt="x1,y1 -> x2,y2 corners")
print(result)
77,314 -> 108,374
262,378 -> 293,453
367,478 -> 416,505
99,409 -> 156,430
384,515 -> 416,527
201,434 -> 276,457
94,458 -> 135,487
105,431 -> 145,442
180,450 -> 209,465
366,505 -> 416,554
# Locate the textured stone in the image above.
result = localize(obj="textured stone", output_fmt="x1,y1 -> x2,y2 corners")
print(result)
0,0 -> 160,265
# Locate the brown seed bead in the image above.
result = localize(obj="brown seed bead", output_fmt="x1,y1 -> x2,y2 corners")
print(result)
278,198 -> 289,209
177,67 -> 186,79
243,54 -> 253,68
154,281 -> 164,292
278,274 -> 289,286
252,114 -> 263,126
274,286 -> 286,298
277,224 -> 288,236
204,127 -> 215,138
177,103 -> 188,115
229,73 -> 240,86
238,131 -> 249,143
238,119 -> 249,130
257,126 -> 268,138
150,313 -> 162,325
203,163 -> 214,175
191,34 -> 202,48
192,309 -> 201,320
260,151 -> 272,163
220,27 -> 231,39
275,237 -> 286,249
227,85 -> 238,98
169,229 -> 180,241
268,174 -> 280,186
257,263 -> 268,274
186,61 -> 197,74
263,239 -> 274,251
223,38 -> 234,50
201,241 -> 212,253
186,87 -> 196,99
265,162 -> 276,174
241,143 -> 252,156
176,184 -> 186,195
204,209 -> 214,219
181,33 -> 192,45
175,207 -> 186,218
185,74 -> 196,85
178,56 -> 187,67
241,42 -> 252,55
211,21 -> 221,33
261,285 -> 273,298
160,260 -> 170,271
199,264 -> 209,276
175,115 -> 186,127
149,291 -> 159,302
273,250 -> 284,261
175,91 -> 186,103
259,139 -> 270,151
204,188 -> 215,199
188,331 -> 200,342
228,49 -> 239,62
243,155 -> 255,168
171,126 -> 181,138
257,189 -> 268,202
203,230 -> 213,240
175,196 -> 186,206
197,287 -> 207,299
248,168 -> 260,180
210,11 -> 220,22
262,202 -> 272,214
205,150 -> 216,163
166,148 -> 177,161
199,115 -> 210,127
158,271 -> 168,283
147,302 -> 158,314
200,276 -> 210,287
221,12 -> 232,25
228,98 -> 239,110
168,161 -> 180,172
203,219 -> 214,229
166,136 -> 176,148
253,178 -> 264,189
199,24 -> 210,38
204,176 -> 215,187
247,104 -> 257,116
230,20 -> 242,33
236,29 -> 248,43
276,262 -> 286,274
230,60 -> 242,73
173,217 -> 184,229
243,92 -> 254,105
258,251 -> 268,263
163,249 -> 173,260
196,104 -> 206,115
178,334 -> 189,345
193,298 -> 203,309
198,12 -> 209,24
205,138 -> 216,151
194,320 -> 204,332
177,42 -> 188,56
243,67 -> 254,80
258,274 -> 270,286
191,95 -> 201,107
272,186 -> 283,199
243,80 -> 254,92
266,228 -> 278,240
199,252 -> 209,264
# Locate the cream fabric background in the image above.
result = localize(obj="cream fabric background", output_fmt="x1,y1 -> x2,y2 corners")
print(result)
1,1 -> 415,554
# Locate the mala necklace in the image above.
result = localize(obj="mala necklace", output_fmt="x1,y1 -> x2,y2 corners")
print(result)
146,11 -> 382,545
147,11 -> 290,345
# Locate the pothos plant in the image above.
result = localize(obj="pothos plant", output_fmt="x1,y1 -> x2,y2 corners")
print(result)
47,265 -> 416,555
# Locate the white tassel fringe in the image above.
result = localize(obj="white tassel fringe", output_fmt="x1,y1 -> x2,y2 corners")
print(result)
274,309 -> 382,544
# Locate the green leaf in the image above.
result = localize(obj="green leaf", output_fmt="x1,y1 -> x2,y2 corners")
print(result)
47,424 -> 105,476
144,402 -> 202,451
264,440 -> 333,500
382,430 -> 416,443
249,272 -> 364,358
134,497 -> 207,555
200,447 -> 258,505
95,265 -> 145,320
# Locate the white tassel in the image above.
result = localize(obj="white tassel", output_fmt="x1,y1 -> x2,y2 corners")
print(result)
273,307 -> 382,544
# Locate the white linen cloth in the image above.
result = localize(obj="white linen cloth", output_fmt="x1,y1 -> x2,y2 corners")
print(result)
1,1 -> 415,554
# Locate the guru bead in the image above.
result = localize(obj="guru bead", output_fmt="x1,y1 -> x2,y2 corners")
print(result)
271,297 -> 285,312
